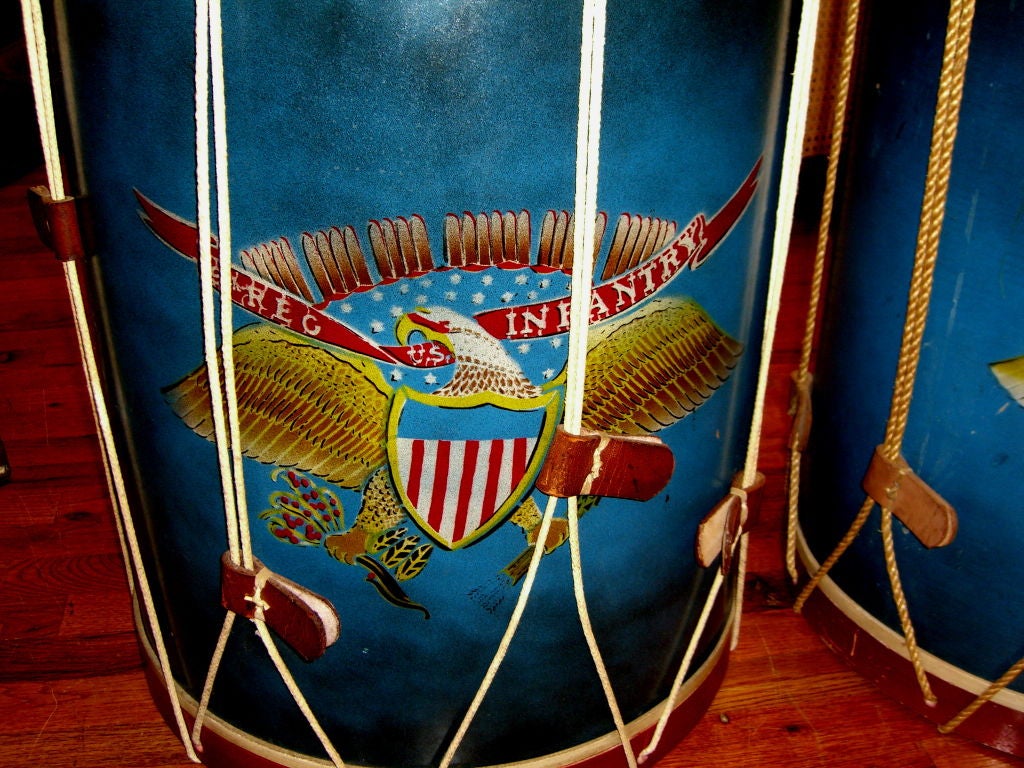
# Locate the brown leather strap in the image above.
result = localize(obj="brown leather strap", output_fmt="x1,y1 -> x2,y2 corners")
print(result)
535,426 -> 674,501
862,446 -> 957,548
26,186 -> 93,262
695,472 -> 765,573
221,554 -> 340,661
789,370 -> 813,452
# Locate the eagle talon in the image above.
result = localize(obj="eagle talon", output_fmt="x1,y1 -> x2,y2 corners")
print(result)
327,524 -> 433,582
526,518 -> 570,553
325,530 -> 370,565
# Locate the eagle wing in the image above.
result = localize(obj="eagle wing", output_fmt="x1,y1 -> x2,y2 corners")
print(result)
991,355 -> 1024,407
582,297 -> 743,435
163,323 -> 391,488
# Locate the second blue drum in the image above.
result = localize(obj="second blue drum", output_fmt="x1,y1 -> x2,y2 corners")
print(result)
798,0 -> 1024,755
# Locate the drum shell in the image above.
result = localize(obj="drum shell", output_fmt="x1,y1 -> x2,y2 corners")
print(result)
59,2 -> 791,765
800,0 -> 1024,729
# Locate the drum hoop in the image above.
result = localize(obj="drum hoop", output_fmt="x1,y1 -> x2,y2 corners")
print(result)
795,524 -> 1024,711
132,599 -> 734,768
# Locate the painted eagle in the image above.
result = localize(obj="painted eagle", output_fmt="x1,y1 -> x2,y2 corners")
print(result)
161,287 -> 744,618
137,166 -> 762,610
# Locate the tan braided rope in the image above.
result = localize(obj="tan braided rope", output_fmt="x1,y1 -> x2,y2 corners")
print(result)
785,0 -> 861,584
793,0 -> 976,708
880,506 -> 935,703
881,0 -> 975,458
785,433 -> 803,582
939,655 -> 1024,734
793,496 -> 872,612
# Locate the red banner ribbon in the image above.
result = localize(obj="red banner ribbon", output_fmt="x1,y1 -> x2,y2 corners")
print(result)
134,191 -> 454,367
134,157 -> 759,368
474,158 -> 761,340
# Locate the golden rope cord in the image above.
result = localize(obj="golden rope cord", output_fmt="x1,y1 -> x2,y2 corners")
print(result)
785,0 -> 861,583
792,0 -> 977,709
939,655 -> 1024,734
793,496 -> 872,612
882,0 -> 975,457
880,504 -> 935,703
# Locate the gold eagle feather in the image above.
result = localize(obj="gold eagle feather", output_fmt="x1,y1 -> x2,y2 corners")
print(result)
163,297 -> 740,480
163,323 -> 391,488
581,298 -> 742,435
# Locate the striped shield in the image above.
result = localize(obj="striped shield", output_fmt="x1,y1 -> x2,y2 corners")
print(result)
387,387 -> 560,550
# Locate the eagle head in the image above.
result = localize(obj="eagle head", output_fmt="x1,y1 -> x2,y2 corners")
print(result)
394,307 -> 542,400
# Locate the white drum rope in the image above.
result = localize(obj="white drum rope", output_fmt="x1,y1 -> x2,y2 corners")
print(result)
189,0 -> 242,747
437,494 -> 562,768
729,0 -> 819,648
193,0 -> 244,569
20,0 -> 60,198
638,0 -> 820,760
740,0 -> 819,492
209,0 -> 254,572
638,569 -> 724,764
439,2 -> 642,766
563,0 -> 607,433
47,0 -> 137,602
19,0 -> 199,761
563,2 -> 639,765
189,2 -> 345,765
189,609 -> 236,751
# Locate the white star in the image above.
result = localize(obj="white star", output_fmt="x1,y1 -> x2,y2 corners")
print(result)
450,273 -> 462,285
371,290 -> 384,302
390,369 -> 403,382
539,279 -> 551,289
389,305 -> 403,317
543,368 -> 556,379
515,274 -> 529,285
421,278 -> 433,288
445,291 -> 458,302
501,291 -> 515,303
517,343 -> 531,355
527,290 -> 538,300
424,373 -> 438,385
481,274 -> 494,286
399,283 -> 410,294
471,292 -> 486,305
415,294 -> 429,304
340,303 -> 353,314
550,337 -> 562,349
370,320 -> 385,334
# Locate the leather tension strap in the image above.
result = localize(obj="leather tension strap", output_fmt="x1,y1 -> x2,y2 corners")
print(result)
789,370 -> 813,452
695,472 -> 766,574
535,426 -> 674,501
862,446 -> 957,548
221,553 -> 340,662
26,185 -> 93,262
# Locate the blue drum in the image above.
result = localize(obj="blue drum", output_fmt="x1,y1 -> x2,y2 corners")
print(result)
797,1 -> 1024,756
54,1 -> 791,765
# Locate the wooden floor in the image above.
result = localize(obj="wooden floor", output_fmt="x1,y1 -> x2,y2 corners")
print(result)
0,163 -> 1019,768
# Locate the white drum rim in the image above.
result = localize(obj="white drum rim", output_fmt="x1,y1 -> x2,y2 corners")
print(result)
133,598 -> 733,768
796,522 -> 1024,712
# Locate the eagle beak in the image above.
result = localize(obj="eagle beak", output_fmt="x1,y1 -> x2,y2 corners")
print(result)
395,310 -> 452,346
407,312 -> 451,334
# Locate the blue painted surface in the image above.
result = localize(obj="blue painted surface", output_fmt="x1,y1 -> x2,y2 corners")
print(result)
62,1 -> 790,763
802,1 -> 1024,690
